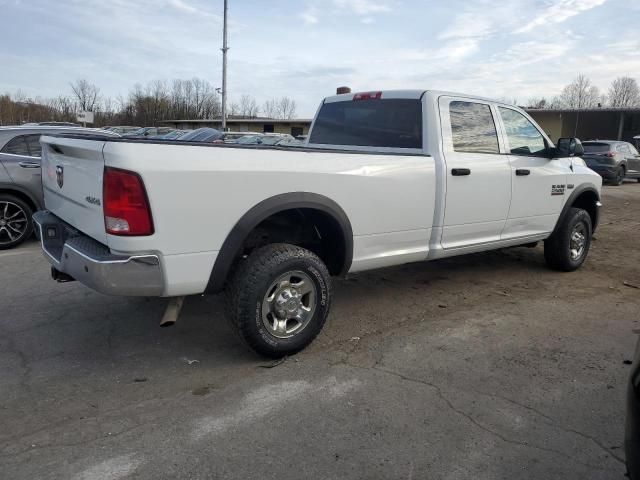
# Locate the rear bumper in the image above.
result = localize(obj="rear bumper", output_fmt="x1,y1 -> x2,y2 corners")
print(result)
33,211 -> 164,296
587,165 -> 618,180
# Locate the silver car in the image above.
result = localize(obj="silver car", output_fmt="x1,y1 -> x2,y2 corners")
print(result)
0,126 -> 119,249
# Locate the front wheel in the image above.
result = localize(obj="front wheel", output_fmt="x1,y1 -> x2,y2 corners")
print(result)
225,243 -> 332,358
544,207 -> 592,272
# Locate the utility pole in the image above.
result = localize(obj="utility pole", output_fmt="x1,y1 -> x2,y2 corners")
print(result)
221,0 -> 229,131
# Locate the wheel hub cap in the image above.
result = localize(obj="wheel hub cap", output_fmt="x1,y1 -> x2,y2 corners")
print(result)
570,224 -> 587,260
262,271 -> 317,339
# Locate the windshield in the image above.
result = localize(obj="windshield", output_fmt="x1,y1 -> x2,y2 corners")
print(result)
582,143 -> 611,153
309,98 -> 423,149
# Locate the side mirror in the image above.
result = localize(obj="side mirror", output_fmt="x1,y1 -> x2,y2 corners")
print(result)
556,137 -> 584,158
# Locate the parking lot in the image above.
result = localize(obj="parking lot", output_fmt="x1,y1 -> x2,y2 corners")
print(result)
0,183 -> 637,479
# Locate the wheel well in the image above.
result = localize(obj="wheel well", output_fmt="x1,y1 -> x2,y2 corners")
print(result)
571,190 -> 599,231
239,208 -> 348,276
0,188 -> 37,213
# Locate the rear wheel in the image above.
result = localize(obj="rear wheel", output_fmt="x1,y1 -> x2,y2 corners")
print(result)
544,207 -> 592,271
225,243 -> 332,358
612,166 -> 625,186
0,194 -> 33,250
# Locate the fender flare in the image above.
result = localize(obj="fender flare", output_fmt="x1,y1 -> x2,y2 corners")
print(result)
552,183 -> 601,235
205,192 -> 353,293
0,182 -> 42,211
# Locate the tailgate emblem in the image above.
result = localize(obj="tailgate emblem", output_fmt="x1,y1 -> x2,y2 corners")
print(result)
55,165 -> 64,188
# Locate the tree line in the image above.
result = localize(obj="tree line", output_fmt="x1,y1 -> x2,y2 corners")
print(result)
2,74 -> 639,127
524,75 -> 640,109
0,78 -> 298,127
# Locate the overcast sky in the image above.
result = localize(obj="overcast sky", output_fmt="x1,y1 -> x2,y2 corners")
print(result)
1,0 -> 639,116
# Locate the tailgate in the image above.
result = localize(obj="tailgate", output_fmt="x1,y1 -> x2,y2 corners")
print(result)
40,135 -> 107,244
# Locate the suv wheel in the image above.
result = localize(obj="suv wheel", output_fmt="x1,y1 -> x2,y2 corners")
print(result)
612,166 -> 625,186
0,194 -> 33,250
544,207 -> 592,271
225,243 -> 332,358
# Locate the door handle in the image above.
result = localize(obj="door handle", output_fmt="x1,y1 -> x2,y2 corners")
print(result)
451,168 -> 471,176
18,161 -> 40,169
515,169 -> 530,176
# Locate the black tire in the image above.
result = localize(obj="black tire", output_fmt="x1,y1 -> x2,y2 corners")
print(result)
612,166 -> 625,186
225,243 -> 332,358
0,194 -> 33,250
544,207 -> 592,272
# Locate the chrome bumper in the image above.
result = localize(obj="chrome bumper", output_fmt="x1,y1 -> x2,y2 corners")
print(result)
33,211 -> 164,296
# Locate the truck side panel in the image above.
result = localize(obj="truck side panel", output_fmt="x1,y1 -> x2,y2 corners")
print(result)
101,142 -> 436,294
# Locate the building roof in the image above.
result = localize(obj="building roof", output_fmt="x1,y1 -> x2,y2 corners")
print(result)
159,118 -> 313,124
526,107 -> 640,113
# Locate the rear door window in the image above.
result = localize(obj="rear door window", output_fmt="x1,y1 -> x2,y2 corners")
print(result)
309,98 -> 422,149
449,101 -> 499,154
1,135 -> 31,156
25,134 -> 43,157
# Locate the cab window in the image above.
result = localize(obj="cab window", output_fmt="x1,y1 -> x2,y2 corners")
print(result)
499,107 -> 547,156
449,101 -> 499,154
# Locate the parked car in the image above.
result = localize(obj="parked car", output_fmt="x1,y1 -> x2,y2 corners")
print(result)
22,122 -> 79,127
124,127 -> 175,138
176,128 -> 223,143
582,140 -> 640,185
0,126 -> 119,249
152,130 -> 187,140
222,131 -> 261,143
103,126 -> 142,135
234,133 -> 295,146
626,336 -> 640,479
33,89 -> 601,357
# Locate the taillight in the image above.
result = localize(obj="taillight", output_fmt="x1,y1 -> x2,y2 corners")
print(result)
606,152 -> 615,158
103,167 -> 154,236
353,91 -> 382,101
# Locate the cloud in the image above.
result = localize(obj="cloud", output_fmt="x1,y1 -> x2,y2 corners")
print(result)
332,0 -> 393,15
515,0 -> 607,33
300,4 -> 319,25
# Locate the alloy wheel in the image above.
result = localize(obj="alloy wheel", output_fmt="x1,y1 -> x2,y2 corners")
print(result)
261,270 -> 317,339
0,201 -> 29,245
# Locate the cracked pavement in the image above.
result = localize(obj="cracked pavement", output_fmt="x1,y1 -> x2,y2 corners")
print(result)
1,183 -> 639,479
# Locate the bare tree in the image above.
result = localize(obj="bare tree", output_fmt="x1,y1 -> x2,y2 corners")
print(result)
69,79 -> 100,112
608,77 -> 640,107
526,97 -> 548,109
276,97 -> 297,119
262,98 -> 278,118
238,95 -> 259,118
558,74 -> 601,108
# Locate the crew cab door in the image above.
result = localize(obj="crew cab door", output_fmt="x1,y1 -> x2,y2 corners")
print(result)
496,106 -> 570,239
438,97 -> 511,249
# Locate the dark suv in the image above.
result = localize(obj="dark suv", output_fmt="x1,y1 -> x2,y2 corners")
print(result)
582,140 -> 640,186
0,126 -> 119,249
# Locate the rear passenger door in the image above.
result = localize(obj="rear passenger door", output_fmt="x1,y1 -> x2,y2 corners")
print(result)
0,134 -> 43,204
496,106 -> 570,239
439,97 -> 512,249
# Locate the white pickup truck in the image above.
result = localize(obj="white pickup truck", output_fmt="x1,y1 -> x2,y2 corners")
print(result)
33,90 -> 602,357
